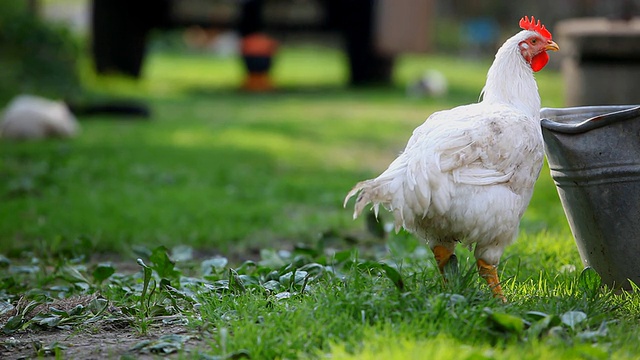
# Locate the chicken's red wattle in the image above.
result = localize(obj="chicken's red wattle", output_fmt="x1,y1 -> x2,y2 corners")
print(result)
531,51 -> 549,72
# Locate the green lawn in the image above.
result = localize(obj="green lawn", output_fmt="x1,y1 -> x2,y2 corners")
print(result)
3,46 -> 639,359
0,47 -> 568,254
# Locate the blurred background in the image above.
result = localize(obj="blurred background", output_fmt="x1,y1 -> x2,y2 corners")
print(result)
0,0 -> 638,257
1,0 -> 638,104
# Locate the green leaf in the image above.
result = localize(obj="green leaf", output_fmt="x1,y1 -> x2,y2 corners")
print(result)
356,261 -> 404,291
561,311 -> 587,329
58,264 -> 89,284
33,341 -> 67,357
20,300 -> 42,317
264,270 -> 280,282
524,311 -> 549,321
487,310 -> 525,334
10,265 -> 39,274
3,315 -> 24,333
527,315 -> 561,339
331,249 -> 355,264
148,304 -> 170,317
32,313 -> 62,327
262,280 -> 282,292
0,301 -> 14,316
137,258 -> 150,269
259,249 -> 287,268
130,334 -> 190,354
130,339 -> 152,351
171,245 -> 193,262
138,258 -> 153,311
291,254 -> 313,268
275,291 -> 292,300
577,322 -> 608,342
229,269 -> 246,293
201,257 -> 228,276
578,267 -> 601,298
68,304 -> 85,316
298,263 -> 325,277
162,282 -> 197,308
93,263 -> 115,284
235,260 -> 257,274
150,246 -> 180,281
238,275 -> 260,286
379,263 -> 405,291
279,270 -> 308,288
49,307 -> 69,316
88,298 -> 108,315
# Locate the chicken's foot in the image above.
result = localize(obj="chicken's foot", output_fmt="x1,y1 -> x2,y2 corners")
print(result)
477,259 -> 507,303
432,245 -> 457,276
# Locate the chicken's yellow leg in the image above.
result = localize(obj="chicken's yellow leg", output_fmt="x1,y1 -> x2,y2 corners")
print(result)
432,245 -> 455,275
477,259 -> 507,303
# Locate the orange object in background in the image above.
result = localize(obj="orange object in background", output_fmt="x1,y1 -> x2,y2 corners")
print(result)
241,33 -> 278,57
241,33 -> 278,92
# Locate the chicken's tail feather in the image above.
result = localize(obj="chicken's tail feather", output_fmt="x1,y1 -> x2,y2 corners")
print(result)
345,178 -> 405,234
344,180 -> 384,220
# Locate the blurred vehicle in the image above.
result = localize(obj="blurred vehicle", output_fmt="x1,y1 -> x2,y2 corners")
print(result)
91,0 -> 433,86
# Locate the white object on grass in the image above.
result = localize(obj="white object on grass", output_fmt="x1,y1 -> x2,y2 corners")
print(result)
0,95 -> 79,140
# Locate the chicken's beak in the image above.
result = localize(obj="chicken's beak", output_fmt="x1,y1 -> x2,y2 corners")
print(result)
545,40 -> 559,52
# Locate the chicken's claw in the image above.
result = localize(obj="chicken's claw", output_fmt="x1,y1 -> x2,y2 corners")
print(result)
432,245 -> 456,275
477,259 -> 507,303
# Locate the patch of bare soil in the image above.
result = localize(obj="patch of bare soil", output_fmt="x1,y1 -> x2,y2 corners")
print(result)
1,321 -> 205,359
1,295 -> 207,359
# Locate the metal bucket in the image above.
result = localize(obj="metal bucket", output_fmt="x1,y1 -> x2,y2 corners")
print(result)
540,105 -> 640,289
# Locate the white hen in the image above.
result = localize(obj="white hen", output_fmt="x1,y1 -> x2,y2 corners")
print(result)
344,17 -> 559,301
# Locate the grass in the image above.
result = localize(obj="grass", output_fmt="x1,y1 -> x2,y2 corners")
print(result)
2,45 -> 640,359
0,48 -> 567,254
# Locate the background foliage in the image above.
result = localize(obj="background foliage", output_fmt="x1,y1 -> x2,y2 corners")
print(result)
0,1 -> 80,104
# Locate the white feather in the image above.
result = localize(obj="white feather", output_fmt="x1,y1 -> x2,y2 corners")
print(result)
344,29 -> 546,266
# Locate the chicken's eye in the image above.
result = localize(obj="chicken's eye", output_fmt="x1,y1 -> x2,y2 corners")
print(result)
531,39 -> 537,44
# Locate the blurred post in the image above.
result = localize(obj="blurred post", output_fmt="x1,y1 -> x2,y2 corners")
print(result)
337,0 -> 393,86
335,0 -> 433,86
375,0 -> 433,55
91,0 -> 170,77
238,0 -> 278,91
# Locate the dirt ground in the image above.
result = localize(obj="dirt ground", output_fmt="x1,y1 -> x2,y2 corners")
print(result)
1,321 -> 205,359
0,281 -> 210,359
0,248 -> 269,359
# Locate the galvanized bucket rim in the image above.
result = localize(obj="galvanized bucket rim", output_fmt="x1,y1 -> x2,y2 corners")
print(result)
541,105 -> 640,134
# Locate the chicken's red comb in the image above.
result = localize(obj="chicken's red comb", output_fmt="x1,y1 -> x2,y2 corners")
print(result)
519,16 -> 552,40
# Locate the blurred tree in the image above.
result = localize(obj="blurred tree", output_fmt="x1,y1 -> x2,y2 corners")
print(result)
0,1 -> 80,104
